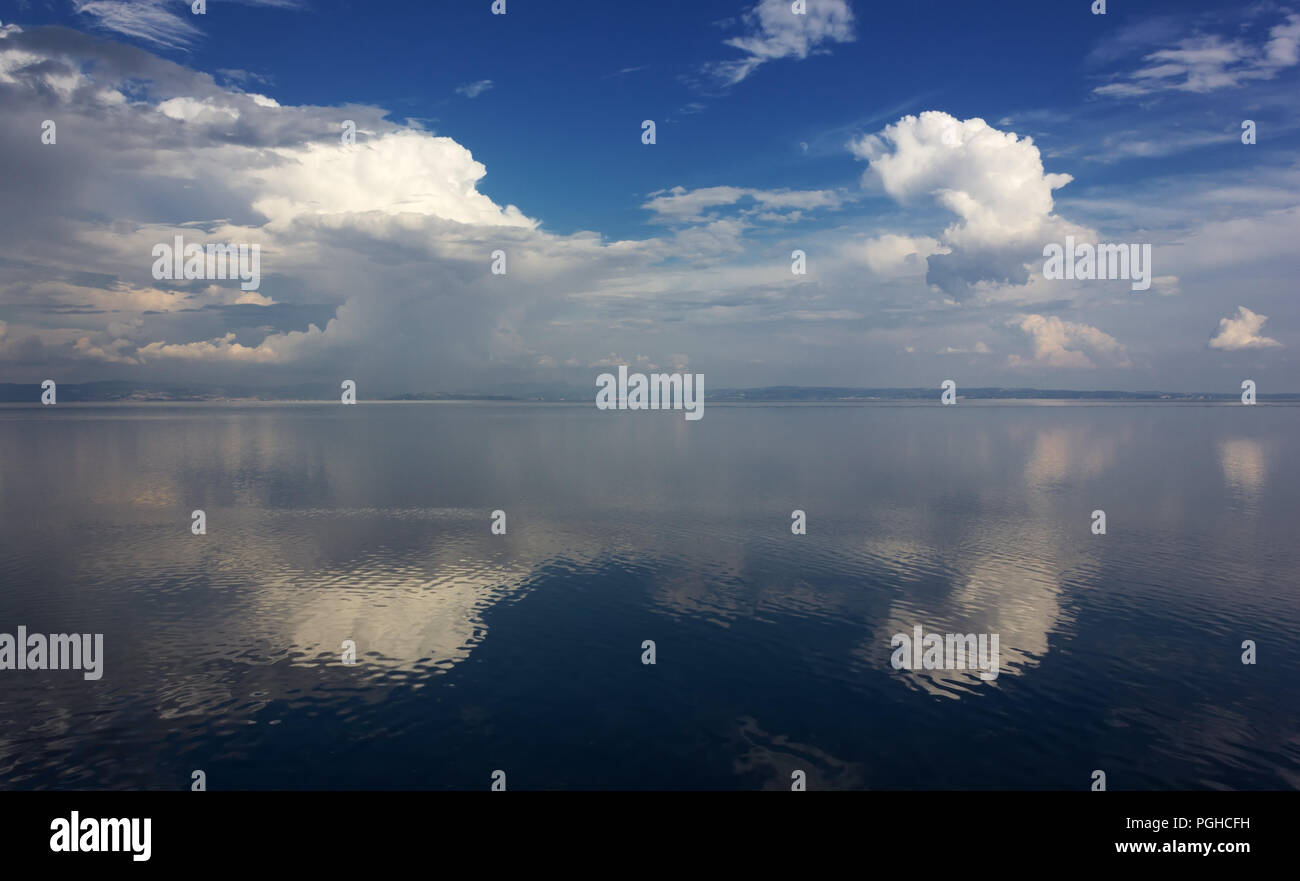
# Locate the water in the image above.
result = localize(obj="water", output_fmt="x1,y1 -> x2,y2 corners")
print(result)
0,401 -> 1296,790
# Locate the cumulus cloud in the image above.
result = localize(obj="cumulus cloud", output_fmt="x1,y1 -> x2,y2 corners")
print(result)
849,111 -> 1091,298
2,23 -> 863,388
1094,11 -> 1300,96
1209,306 -> 1282,350
707,0 -> 855,86
1006,314 -> 1130,369
0,24 -> 559,384
2,20 -> 1295,392
136,326 -> 329,364
840,233 -> 945,278
248,131 -> 537,228
74,335 -> 141,364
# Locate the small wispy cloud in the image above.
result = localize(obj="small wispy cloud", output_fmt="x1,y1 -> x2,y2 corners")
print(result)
73,0 -> 304,50
217,68 -> 274,87
704,0 -> 855,87
941,342 -> 992,355
1094,10 -> 1300,96
643,185 -> 844,224
455,79 -> 494,99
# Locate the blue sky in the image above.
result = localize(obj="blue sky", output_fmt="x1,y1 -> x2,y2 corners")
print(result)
0,0 -> 1297,392
111,0 -> 1293,238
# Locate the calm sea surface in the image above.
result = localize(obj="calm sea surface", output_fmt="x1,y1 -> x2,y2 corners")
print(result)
0,401 -> 1296,790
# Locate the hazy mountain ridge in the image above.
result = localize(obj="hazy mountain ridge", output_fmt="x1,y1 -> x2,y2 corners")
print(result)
2,381 -> 1295,403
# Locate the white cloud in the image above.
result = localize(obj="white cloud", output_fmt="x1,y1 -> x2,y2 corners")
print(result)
850,112 -> 1075,250
455,80 -> 493,98
850,111 -> 1090,296
941,341 -> 992,355
249,131 -> 536,228
137,332 -> 282,363
1152,275 -> 1180,297
1095,12 -> 1300,96
73,0 -> 304,50
841,233 -> 945,278
136,322 -> 335,364
71,0 -> 201,50
587,352 -> 666,369
708,0 -> 855,86
73,335 -> 139,364
158,96 -> 240,122
3,23 -> 1296,391
1168,206 -> 1300,275
1007,314 -> 1130,369
1209,306 -> 1282,350
642,185 -> 843,223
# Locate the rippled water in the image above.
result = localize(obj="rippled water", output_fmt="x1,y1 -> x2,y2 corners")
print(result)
0,401 -> 1296,790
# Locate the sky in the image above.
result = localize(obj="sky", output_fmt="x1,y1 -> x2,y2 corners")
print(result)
0,0 -> 1297,394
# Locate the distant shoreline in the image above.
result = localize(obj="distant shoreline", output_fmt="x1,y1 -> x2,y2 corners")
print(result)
2,382 -> 1297,404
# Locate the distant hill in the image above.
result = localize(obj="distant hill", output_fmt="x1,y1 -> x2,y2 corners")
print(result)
0,381 -> 1294,403
0,380 -> 338,402
705,386 -> 1298,402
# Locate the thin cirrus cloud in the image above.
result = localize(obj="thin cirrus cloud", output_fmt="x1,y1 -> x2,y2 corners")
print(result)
1209,307 -> 1283,351
72,0 -> 304,50
455,79 -> 493,99
1093,9 -> 1300,97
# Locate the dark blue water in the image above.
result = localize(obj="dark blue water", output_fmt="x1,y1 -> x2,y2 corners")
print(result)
0,401 -> 1296,789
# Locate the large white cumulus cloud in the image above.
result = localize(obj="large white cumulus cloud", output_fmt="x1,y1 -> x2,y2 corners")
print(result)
850,111 -> 1093,298
250,132 -> 536,229
0,23 -> 632,387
